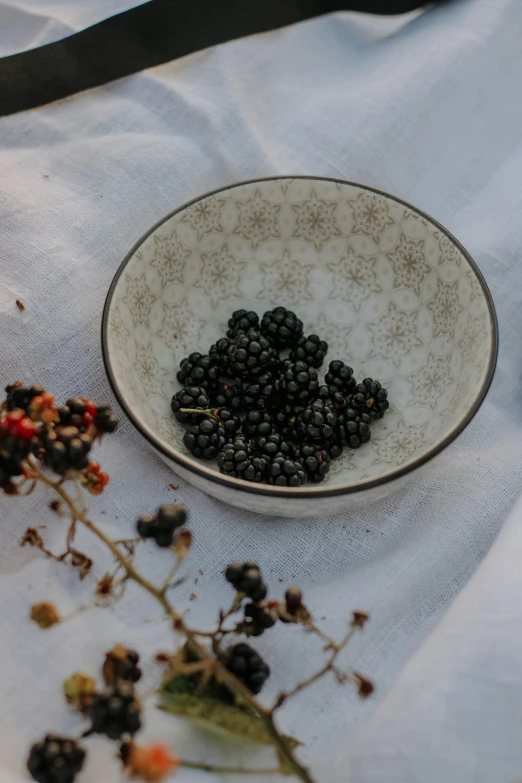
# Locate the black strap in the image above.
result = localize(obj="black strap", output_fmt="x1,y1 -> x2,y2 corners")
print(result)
0,0 -> 441,117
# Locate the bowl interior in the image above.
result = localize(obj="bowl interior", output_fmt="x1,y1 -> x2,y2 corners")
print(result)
104,177 -> 496,492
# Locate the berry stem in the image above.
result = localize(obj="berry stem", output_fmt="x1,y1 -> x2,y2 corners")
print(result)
179,407 -> 221,419
160,557 -> 183,595
180,760 -> 288,775
28,459 -> 315,783
271,626 -> 358,714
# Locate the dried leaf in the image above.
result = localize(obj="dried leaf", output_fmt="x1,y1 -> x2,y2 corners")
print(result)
96,572 -> 114,597
351,611 -> 370,629
20,527 -> 44,549
63,672 -> 97,712
70,550 -> 93,580
354,672 -> 375,699
30,602 -> 60,629
174,529 -> 192,561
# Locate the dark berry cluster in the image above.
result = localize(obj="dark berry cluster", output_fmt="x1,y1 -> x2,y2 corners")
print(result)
27,735 -> 85,783
0,383 -> 118,495
137,504 -> 187,548
103,646 -> 142,685
44,426 -> 92,475
225,561 -> 276,637
171,307 -> 390,486
89,682 -> 141,740
225,562 -> 267,601
224,643 -> 270,695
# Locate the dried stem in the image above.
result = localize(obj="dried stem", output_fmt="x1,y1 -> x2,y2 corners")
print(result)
180,760 -> 288,775
160,557 -> 182,595
271,626 -> 357,713
30,461 -> 315,783
179,407 -> 218,418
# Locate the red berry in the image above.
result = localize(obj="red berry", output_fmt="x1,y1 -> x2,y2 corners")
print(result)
16,417 -> 37,440
85,401 -> 97,418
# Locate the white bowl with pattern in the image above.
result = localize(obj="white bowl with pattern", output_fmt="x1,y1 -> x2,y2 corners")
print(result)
102,176 -> 498,517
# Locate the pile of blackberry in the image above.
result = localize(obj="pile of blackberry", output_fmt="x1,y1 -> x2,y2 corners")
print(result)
172,306 -> 389,487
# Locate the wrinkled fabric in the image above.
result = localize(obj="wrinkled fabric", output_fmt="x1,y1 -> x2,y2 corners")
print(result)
0,1 -> 521,781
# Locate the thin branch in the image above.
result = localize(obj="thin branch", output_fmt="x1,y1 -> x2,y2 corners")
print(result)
271,627 -> 357,713
180,760 -> 288,775
29,461 -> 314,783
160,557 -> 182,595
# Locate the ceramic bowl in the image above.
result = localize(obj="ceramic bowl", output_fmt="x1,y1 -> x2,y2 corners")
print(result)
102,176 -> 498,517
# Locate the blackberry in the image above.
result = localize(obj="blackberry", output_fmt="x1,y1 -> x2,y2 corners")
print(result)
226,309 -> 259,338
299,444 -> 331,483
5,382 -> 45,413
260,306 -> 303,348
242,371 -> 276,410
177,353 -> 219,390
229,330 -> 276,378
272,408 -> 302,443
297,400 -> 338,444
316,384 -> 346,411
350,378 -> 389,420
137,504 -> 186,548
328,440 -> 344,460
266,455 -> 306,487
224,643 -> 270,695
225,562 -> 267,601
289,334 -> 328,368
244,602 -> 276,636
209,337 -> 234,374
183,417 -> 226,459
337,407 -> 372,449
170,387 -> 210,423
103,646 -> 142,685
219,439 -> 267,482
89,682 -> 141,740
255,432 -> 296,461
276,361 -> 319,406
242,409 -> 274,439
214,408 -> 242,440
93,404 -> 118,434
27,735 -> 86,783
211,382 -> 243,411
325,360 -> 356,396
44,426 -> 92,475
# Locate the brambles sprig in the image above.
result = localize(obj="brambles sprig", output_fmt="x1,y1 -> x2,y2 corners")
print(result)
0,382 -> 373,783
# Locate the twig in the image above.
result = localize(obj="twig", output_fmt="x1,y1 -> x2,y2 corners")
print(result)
180,760 -> 288,775
30,460 -> 314,783
271,627 -> 357,713
160,557 -> 182,595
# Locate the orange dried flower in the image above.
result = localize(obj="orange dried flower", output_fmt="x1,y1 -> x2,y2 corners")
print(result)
125,744 -> 179,781
30,602 -> 60,629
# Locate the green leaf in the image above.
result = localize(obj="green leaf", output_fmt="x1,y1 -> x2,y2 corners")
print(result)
160,690 -> 299,748
160,642 -> 300,748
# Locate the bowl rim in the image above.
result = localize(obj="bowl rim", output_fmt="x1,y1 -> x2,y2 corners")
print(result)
101,175 -> 499,499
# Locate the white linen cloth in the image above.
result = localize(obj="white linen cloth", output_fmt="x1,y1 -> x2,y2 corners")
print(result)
0,1 -> 521,781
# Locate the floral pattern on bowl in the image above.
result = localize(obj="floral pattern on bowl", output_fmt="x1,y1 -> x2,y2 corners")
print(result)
102,177 -> 497,516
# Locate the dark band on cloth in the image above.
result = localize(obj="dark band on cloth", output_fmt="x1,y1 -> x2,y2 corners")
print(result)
0,0 -> 445,117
